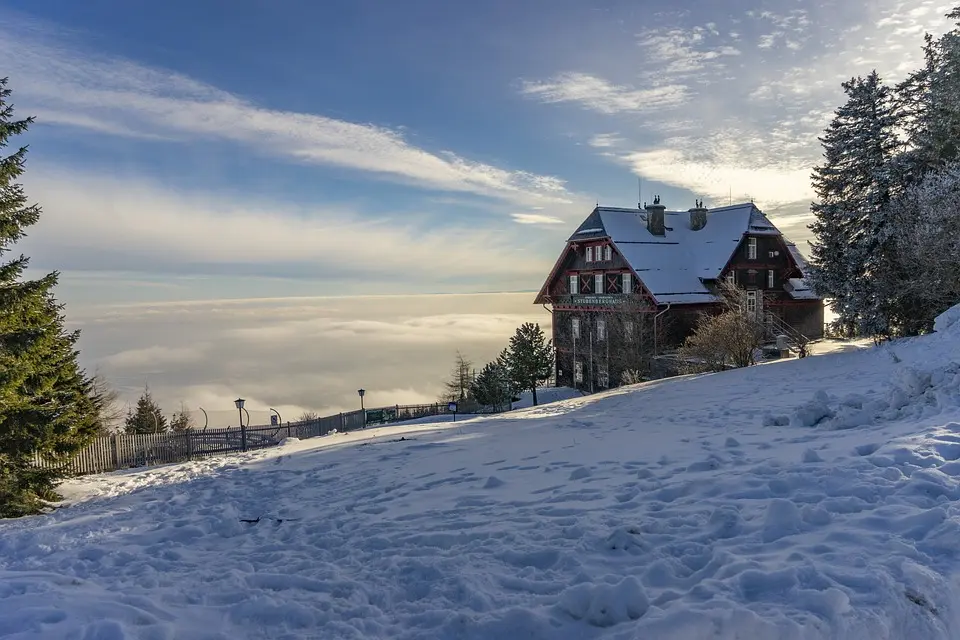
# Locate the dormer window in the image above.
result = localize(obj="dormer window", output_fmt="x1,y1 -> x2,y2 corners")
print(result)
586,246 -> 594,262
747,237 -> 757,260
604,245 -> 612,261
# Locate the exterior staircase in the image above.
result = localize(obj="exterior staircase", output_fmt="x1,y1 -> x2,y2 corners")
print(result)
762,312 -> 811,356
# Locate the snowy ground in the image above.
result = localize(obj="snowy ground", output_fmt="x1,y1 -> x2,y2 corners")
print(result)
4,314 -> 960,638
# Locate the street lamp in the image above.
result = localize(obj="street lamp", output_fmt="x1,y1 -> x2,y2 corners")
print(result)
358,389 -> 366,427
235,398 -> 247,452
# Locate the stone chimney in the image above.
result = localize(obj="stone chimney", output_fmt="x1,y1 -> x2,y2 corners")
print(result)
644,195 -> 666,236
689,199 -> 708,231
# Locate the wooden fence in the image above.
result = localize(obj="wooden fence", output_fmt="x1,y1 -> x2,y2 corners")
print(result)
32,402 -> 500,477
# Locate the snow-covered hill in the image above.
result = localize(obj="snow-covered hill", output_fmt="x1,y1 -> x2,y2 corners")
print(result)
5,309 -> 960,639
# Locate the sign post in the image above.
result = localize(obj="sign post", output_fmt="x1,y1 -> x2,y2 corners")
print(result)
448,401 -> 458,422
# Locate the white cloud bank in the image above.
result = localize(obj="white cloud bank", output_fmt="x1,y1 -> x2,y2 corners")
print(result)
76,293 -> 552,426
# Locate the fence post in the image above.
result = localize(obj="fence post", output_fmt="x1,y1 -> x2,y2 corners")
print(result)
339,412 -> 344,432
112,434 -> 119,471
186,431 -> 193,461
241,423 -> 248,452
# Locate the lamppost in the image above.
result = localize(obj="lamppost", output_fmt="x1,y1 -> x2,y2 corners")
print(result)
235,398 -> 247,452
358,389 -> 366,427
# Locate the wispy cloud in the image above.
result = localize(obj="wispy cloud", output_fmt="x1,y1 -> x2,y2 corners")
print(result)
588,133 -> 624,149
0,14 -> 575,211
22,166 -> 557,287
510,213 -> 565,225
520,0 -> 956,223
519,72 -> 688,114
635,25 -> 742,78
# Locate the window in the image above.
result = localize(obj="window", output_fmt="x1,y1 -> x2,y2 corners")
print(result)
595,273 -> 603,293
623,272 -> 632,294
767,269 -> 775,288
574,361 -> 583,383
572,317 -> 580,340
569,274 -> 578,294
747,237 -> 757,260
585,246 -> 593,262
725,271 -> 735,285
625,321 -> 634,342
597,319 -> 606,340
581,275 -> 592,294
746,290 -> 757,314
605,273 -> 620,294
604,245 -> 612,261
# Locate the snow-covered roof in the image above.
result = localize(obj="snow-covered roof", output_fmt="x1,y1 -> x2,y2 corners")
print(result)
567,203 -> 794,304
558,202 -> 819,305
785,277 -> 819,300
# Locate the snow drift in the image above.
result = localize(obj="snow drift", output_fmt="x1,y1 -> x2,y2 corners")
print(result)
4,305 -> 960,639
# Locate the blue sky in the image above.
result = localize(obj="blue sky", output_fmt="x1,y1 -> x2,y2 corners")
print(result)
0,0 -> 952,417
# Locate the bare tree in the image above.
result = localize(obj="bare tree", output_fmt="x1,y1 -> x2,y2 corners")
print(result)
441,351 -> 477,409
90,370 -> 125,436
298,411 -> 320,422
890,162 -> 960,334
605,295 -> 658,384
678,282 -> 766,373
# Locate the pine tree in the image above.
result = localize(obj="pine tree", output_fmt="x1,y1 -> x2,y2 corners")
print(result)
0,78 -> 100,518
124,387 -> 167,434
169,403 -> 194,433
470,360 -> 512,412
505,323 -> 553,406
808,71 -> 901,338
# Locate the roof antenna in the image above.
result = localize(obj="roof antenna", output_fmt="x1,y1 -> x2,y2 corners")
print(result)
638,177 -> 642,209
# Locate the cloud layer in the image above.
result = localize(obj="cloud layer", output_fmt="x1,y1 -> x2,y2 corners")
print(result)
75,293 -> 551,428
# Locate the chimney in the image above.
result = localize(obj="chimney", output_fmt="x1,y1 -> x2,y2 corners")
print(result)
644,195 -> 666,236
689,199 -> 708,231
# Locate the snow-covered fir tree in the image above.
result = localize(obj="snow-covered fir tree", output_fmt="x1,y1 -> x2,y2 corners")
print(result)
808,71 -> 901,338
909,9 -> 960,170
